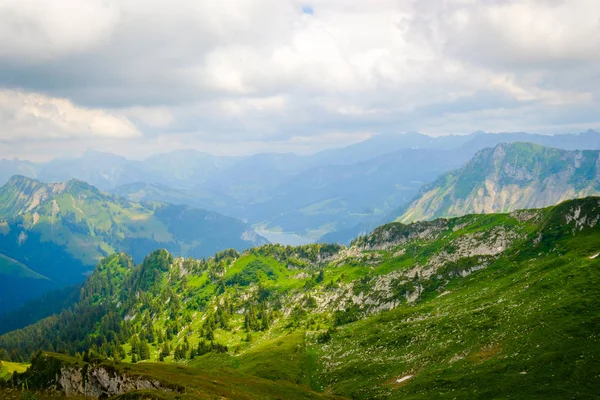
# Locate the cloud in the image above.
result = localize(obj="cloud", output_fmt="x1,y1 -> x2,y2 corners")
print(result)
0,0 -> 599,158
441,0 -> 600,69
0,0 -> 119,60
0,89 -> 140,141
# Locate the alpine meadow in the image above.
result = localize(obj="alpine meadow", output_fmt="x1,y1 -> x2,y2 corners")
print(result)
1,1 -> 600,399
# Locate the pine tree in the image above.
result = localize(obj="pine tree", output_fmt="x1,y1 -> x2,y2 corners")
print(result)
159,343 -> 170,361
139,340 -> 150,360
316,269 -> 325,283
261,311 -> 270,331
113,349 -> 121,363
206,329 -> 214,341
130,335 -> 140,358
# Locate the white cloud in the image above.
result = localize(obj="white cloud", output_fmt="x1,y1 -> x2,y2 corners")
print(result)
0,89 -> 140,141
0,0 -> 599,157
442,0 -> 600,68
490,74 -> 594,105
0,0 -> 119,60
221,95 -> 288,115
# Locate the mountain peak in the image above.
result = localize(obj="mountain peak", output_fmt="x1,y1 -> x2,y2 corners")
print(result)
583,129 -> 599,135
6,174 -> 36,185
477,141 -> 545,159
4,175 -> 96,194
82,149 -> 127,160
398,143 -> 600,223
3,175 -> 56,193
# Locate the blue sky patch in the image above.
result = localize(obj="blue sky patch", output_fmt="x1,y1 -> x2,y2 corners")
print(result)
302,5 -> 314,15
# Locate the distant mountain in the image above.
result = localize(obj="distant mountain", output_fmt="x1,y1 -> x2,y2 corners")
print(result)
397,143 -> 600,223
458,129 -> 600,155
0,176 -> 267,313
310,129 -> 600,166
2,130 -> 600,244
112,181 -> 214,210
36,150 -> 146,191
122,130 -> 600,241
140,150 -> 239,189
0,159 -> 40,186
309,131 -> 471,165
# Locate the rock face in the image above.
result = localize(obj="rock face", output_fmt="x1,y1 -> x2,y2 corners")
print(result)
16,354 -> 182,399
58,365 -> 177,398
398,142 -> 600,223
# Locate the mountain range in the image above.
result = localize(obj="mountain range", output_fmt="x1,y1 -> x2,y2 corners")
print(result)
2,130 -> 600,243
3,133 -> 600,313
0,176 -> 266,313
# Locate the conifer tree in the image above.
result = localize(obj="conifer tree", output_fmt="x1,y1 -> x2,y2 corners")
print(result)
139,340 -> 150,360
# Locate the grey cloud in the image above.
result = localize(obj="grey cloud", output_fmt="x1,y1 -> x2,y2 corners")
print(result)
0,0 -> 599,158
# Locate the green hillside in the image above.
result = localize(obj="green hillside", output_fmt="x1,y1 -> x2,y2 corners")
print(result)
1,197 -> 599,398
0,175 -> 267,314
398,142 -> 600,223
0,253 -> 48,280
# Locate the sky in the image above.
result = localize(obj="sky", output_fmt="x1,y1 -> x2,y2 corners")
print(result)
1,0 -> 600,161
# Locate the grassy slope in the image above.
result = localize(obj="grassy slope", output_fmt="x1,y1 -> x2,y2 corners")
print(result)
318,199 -> 600,398
2,198 -> 599,399
320,236 -> 600,398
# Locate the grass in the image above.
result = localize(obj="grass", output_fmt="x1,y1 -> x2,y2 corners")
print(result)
0,361 -> 29,380
317,235 -> 600,398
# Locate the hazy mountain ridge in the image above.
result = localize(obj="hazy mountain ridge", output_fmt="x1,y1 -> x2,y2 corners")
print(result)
1,196 -> 599,399
398,142 -> 600,223
117,130 -> 600,239
2,130 -> 600,243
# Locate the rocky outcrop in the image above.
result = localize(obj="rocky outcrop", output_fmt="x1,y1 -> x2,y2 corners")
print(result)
58,365 -> 179,398
17,354 -> 183,399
